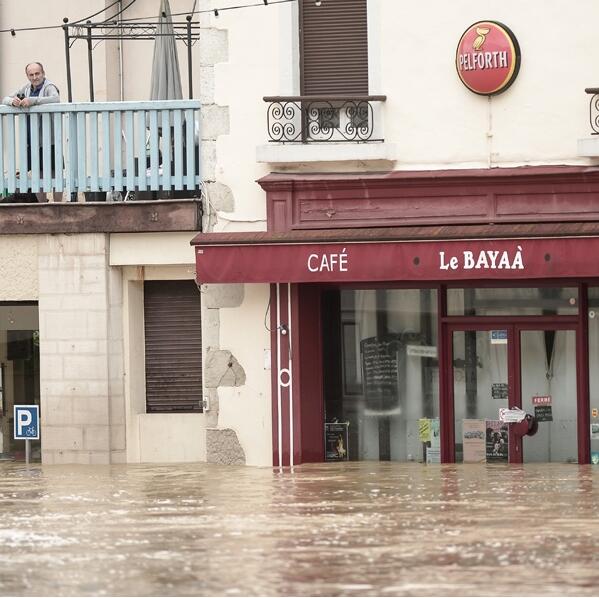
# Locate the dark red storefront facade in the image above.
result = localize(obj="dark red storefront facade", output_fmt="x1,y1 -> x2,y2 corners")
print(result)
192,166 -> 599,467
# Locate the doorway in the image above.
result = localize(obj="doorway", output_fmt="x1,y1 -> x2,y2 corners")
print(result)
449,324 -> 578,464
0,303 -> 40,462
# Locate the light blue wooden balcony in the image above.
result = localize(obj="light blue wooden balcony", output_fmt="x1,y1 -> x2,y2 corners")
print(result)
0,100 -> 201,200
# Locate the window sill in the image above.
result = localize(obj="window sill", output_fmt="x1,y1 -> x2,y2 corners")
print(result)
578,136 -> 599,157
256,141 -> 396,164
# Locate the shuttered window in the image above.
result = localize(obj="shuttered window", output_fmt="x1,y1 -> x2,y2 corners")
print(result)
300,0 -> 369,95
144,280 -> 203,413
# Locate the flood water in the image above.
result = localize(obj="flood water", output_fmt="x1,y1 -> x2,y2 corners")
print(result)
1,462 -> 599,596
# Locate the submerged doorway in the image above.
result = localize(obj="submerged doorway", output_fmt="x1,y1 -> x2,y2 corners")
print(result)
0,303 -> 40,462
449,325 -> 578,464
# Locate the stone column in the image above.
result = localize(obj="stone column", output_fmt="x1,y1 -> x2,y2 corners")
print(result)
37,234 -> 125,464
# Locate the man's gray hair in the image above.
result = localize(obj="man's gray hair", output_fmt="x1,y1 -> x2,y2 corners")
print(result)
25,62 -> 44,73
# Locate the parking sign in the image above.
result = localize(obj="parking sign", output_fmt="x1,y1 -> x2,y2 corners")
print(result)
14,405 -> 39,440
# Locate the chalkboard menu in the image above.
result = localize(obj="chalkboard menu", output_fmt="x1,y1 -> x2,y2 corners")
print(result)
360,335 -> 402,414
492,383 -> 508,401
534,405 -> 553,422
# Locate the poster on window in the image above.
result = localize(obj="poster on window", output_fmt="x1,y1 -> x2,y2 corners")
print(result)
430,418 -> 440,450
485,419 -> 508,462
325,422 -> 349,461
463,419 -> 486,463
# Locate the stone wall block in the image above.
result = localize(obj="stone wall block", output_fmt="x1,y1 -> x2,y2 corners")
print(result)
80,269 -> 107,294
40,355 -> 64,381
43,380 -> 109,400
199,66 -> 215,103
83,426 -> 110,451
43,396 -> 73,426
43,311 -> 88,340
202,105 -> 230,140
200,28 -> 228,66
204,388 -> 220,427
71,397 -> 109,425
63,355 -> 108,381
202,283 -> 244,308
201,141 -> 216,181
203,308 -> 220,349
204,349 -> 246,388
206,428 -> 245,465
43,427 -> 83,451
57,340 -> 100,354
203,182 -> 234,213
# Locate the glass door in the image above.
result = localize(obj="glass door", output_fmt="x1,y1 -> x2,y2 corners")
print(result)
451,328 -> 512,463
518,329 -> 578,463
449,325 -> 580,463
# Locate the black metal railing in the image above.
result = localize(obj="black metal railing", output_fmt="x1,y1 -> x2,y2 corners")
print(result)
586,88 -> 599,135
264,95 -> 386,143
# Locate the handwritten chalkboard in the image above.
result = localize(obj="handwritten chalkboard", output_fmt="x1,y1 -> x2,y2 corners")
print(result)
492,383 -> 508,401
534,405 -> 553,422
360,335 -> 402,414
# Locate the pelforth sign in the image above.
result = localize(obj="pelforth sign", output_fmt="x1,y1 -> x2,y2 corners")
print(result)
456,21 -> 521,95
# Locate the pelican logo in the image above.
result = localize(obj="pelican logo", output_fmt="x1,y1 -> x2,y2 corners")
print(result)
456,21 -> 520,96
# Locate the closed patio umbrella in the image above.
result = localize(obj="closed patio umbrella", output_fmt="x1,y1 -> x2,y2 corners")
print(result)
150,0 -> 183,101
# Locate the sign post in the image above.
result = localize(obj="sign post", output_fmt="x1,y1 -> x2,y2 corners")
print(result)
13,405 -> 39,464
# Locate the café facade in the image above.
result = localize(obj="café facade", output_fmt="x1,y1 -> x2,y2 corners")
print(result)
189,7 -> 599,468
193,165 -> 599,467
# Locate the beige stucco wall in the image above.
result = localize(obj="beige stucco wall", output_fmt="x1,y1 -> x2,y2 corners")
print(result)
216,283 -> 272,466
210,0 -> 599,234
0,236 -> 38,300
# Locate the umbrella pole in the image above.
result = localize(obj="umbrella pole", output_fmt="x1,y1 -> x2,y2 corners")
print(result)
86,21 -> 95,102
63,18 -> 73,103
186,15 -> 193,99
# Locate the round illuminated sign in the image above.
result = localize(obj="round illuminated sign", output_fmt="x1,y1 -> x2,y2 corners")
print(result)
456,21 -> 520,96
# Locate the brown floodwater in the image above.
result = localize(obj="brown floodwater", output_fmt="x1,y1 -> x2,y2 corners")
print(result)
0,462 -> 598,596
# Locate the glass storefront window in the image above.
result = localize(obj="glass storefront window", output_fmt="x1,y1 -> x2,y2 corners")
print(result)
324,289 -> 439,463
447,287 -> 578,316
588,288 -> 599,463
0,304 -> 40,461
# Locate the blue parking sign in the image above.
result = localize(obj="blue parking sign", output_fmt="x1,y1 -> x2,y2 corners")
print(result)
14,405 -> 39,440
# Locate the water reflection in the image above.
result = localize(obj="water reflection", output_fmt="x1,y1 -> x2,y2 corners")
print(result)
0,462 -> 598,596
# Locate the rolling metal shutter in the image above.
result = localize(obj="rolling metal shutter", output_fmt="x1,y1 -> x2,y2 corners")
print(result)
300,0 -> 369,95
144,280 -> 203,413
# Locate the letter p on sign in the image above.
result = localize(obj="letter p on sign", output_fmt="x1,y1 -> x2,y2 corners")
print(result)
14,405 -> 39,440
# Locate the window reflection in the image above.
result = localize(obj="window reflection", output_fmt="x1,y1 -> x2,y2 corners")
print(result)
324,289 -> 439,463
448,287 -> 578,316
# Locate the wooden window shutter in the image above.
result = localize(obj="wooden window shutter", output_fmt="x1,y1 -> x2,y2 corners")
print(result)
144,280 -> 203,413
300,0 -> 369,95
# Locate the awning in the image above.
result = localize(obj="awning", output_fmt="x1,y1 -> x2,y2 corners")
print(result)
191,225 -> 599,284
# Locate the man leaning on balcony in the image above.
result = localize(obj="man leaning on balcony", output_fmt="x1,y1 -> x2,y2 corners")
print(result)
2,62 -> 61,202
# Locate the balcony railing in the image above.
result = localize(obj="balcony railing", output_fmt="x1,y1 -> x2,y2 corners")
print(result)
0,99 -> 200,200
264,95 -> 386,143
586,88 -> 599,135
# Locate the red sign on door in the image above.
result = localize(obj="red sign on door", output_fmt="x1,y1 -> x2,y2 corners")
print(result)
456,21 -> 521,95
532,396 -> 552,406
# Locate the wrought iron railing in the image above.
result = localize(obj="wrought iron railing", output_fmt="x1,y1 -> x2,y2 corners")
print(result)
586,88 -> 599,135
0,99 -> 201,199
264,95 -> 386,143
